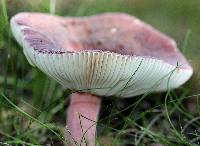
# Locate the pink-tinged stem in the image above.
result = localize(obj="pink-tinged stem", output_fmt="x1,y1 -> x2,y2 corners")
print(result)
66,93 -> 101,146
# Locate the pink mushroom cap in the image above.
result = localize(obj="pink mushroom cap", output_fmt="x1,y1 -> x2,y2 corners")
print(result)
10,12 -> 193,97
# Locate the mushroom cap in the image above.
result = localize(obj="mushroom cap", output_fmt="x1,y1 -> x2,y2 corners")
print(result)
10,12 -> 193,97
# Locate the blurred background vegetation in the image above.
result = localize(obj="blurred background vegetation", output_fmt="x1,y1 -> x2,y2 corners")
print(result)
0,0 -> 200,145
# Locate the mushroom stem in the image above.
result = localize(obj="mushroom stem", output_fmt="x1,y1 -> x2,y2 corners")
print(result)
66,93 -> 101,146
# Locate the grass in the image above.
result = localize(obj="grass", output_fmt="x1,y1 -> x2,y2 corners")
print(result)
0,0 -> 200,145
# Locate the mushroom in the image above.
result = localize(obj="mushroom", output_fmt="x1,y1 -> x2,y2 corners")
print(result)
10,12 -> 193,146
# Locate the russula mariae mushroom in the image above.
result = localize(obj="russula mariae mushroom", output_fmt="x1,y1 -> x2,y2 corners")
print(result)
10,12 -> 193,146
